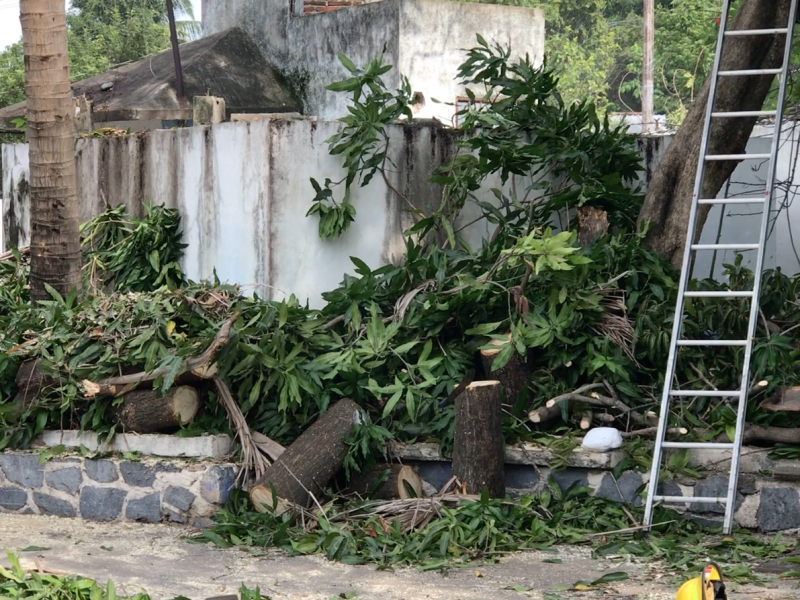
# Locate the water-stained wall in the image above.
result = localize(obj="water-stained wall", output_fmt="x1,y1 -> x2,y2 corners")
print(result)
2,120 -> 793,308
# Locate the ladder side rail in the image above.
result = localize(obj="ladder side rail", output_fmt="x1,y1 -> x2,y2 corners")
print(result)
722,1 -> 799,534
642,0 -> 735,530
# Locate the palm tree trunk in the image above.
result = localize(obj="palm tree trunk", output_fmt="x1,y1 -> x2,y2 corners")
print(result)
20,0 -> 81,301
637,0 -> 792,270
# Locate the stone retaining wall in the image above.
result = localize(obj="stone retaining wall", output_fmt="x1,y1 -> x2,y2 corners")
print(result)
0,452 -> 237,526
392,442 -> 800,533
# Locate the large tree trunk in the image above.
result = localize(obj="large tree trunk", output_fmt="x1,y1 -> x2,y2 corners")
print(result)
110,386 -> 200,433
249,398 -> 361,514
21,0 -> 82,300
638,0 -> 792,269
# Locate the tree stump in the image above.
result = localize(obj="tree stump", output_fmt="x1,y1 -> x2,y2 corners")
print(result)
577,205 -> 609,247
7,359 -> 56,419
345,464 -> 423,500
480,336 -> 531,405
249,398 -> 361,514
110,386 -> 199,433
452,381 -> 505,498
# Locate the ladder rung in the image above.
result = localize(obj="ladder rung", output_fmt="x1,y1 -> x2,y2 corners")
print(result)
718,68 -> 782,76
711,110 -> 777,118
654,495 -> 728,504
683,290 -> 753,298
676,339 -> 748,347
691,243 -> 759,251
705,153 -> 771,161
670,390 -> 741,397
661,442 -> 735,450
697,197 -> 766,205
725,28 -> 789,36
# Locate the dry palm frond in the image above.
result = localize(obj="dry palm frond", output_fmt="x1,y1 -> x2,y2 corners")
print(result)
590,285 -> 635,361
213,375 -> 271,486
338,495 -> 479,533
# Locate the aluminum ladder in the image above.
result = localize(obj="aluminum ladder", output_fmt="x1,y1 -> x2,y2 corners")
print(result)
642,0 -> 799,535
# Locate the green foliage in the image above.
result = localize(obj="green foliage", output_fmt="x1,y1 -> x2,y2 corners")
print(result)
0,551 -> 152,600
81,203 -> 187,292
307,51 -> 414,239
197,484 -> 795,580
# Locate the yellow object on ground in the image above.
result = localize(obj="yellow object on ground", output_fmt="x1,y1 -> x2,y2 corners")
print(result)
675,562 -> 727,600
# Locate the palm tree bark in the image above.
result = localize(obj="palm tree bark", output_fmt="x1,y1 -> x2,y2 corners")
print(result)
21,0 -> 82,300
638,0 -> 792,269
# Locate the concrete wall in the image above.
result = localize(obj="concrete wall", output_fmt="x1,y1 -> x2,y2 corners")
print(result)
201,0 -> 545,121
2,118 -> 472,308
4,117 -> 799,308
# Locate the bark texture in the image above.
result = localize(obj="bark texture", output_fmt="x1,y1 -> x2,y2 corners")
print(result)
638,0 -> 792,269
110,386 -> 199,433
8,359 -> 55,417
452,381 -> 505,498
21,0 -> 82,300
345,464 -> 423,500
249,398 -> 360,514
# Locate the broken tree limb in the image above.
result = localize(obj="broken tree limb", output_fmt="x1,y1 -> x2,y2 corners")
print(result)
82,314 -> 238,398
527,383 -> 606,424
249,398 -> 361,514
479,335 -> 532,404
620,426 -> 688,439
546,390 -> 651,426
110,386 -> 199,433
345,464 -> 423,500
580,410 -> 593,430
759,384 -> 800,412
452,381 -> 505,498
252,430 -> 286,462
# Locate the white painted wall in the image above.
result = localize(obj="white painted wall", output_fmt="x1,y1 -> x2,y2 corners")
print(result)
3,118 -> 800,309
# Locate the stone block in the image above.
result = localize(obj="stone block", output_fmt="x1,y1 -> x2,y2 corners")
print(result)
155,462 -> 181,473
45,467 -> 82,495
0,487 -> 28,511
126,493 -> 162,523
164,507 -> 187,523
549,468 -> 589,493
164,486 -> 196,512
505,465 -> 540,490
758,488 -> 800,533
595,471 -> 643,506
80,487 -> 126,522
120,462 -> 155,487
656,480 -> 682,498
691,476 -> 742,514
200,466 -> 235,504
0,454 -> 43,488
85,460 -> 118,483
410,461 -> 452,493
33,492 -> 76,517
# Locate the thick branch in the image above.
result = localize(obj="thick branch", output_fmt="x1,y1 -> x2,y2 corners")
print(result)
82,314 -> 238,398
528,383 -> 605,424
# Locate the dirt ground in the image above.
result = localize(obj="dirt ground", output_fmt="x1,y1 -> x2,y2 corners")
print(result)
0,514 -> 798,600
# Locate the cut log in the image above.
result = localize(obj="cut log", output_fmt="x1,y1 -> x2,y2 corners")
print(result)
249,398 -> 361,514
452,380 -> 505,498
110,386 -> 199,433
577,205 -> 609,247
82,314 -> 238,398
7,359 -> 56,417
345,464 -> 423,500
760,386 -> 800,412
480,335 -> 531,404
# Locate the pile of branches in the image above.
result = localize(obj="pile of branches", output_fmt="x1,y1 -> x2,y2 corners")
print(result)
3,42 -> 800,479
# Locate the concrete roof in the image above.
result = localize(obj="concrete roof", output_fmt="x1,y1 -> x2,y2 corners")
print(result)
0,27 -> 302,128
